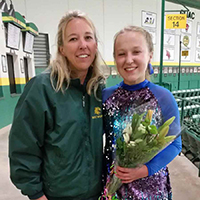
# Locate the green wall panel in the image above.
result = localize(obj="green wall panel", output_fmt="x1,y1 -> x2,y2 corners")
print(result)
106,65 -> 200,91
0,84 -> 25,129
0,86 -> 3,97
1,64 -> 200,130
35,68 -> 46,75
151,74 -> 159,83
106,75 -> 123,87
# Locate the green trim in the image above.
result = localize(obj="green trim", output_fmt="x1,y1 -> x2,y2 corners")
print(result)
16,84 -> 22,94
2,12 -> 38,35
2,12 -> 26,29
160,0 -> 165,85
152,62 -> 200,66
0,77 -> 27,86
166,0 -> 200,10
0,86 -> 3,97
106,61 -> 200,66
22,22 -> 39,36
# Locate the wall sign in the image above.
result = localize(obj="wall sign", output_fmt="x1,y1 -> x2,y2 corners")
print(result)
181,49 -> 191,62
163,47 -> 174,61
142,11 -> 157,28
181,20 -> 192,34
182,50 -> 188,57
163,67 -> 168,74
165,14 -> 186,29
181,34 -> 191,48
154,67 -> 159,74
164,33 -> 175,46
181,67 -> 185,73
168,67 -> 172,73
7,23 -> 21,50
180,10 -> 195,20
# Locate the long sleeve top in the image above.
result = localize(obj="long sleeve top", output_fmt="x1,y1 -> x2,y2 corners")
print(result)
102,80 -> 182,199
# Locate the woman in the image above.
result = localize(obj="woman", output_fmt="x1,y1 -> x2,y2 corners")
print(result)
9,10 -> 105,200
102,26 -> 182,199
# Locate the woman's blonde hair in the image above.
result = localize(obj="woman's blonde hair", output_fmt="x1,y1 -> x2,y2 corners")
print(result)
49,10 -> 105,95
113,26 -> 154,80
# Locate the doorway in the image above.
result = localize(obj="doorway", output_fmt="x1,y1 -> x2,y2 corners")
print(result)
7,54 -> 16,94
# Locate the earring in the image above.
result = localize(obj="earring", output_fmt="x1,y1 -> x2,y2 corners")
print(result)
148,63 -> 154,75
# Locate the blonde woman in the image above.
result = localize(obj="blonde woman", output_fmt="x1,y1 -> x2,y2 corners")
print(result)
9,10 -> 105,200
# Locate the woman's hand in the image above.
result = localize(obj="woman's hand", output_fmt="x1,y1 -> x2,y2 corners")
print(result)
115,165 -> 148,183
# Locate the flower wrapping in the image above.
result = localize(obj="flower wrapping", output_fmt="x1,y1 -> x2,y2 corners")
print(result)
101,105 -> 182,200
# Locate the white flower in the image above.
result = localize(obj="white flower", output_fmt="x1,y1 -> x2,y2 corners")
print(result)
123,132 -> 130,143
128,141 -> 135,147
123,124 -> 132,135
123,124 -> 132,143
134,139 -> 143,143
137,124 -> 146,133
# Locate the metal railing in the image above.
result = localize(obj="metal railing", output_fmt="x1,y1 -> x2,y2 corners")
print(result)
175,96 -> 200,177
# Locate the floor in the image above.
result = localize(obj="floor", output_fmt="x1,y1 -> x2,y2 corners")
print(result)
0,125 -> 200,200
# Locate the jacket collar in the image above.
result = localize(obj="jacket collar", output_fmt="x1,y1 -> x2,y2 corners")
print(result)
70,67 -> 93,91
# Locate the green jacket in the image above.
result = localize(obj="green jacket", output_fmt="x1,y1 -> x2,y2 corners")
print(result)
9,72 -> 104,200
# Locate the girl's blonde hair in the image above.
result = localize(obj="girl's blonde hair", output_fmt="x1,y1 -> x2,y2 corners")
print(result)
113,26 -> 154,80
49,10 -> 105,95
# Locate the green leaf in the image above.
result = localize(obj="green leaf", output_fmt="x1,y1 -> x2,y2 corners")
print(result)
131,113 -> 145,135
148,125 -> 158,134
157,126 -> 169,139
158,116 -> 175,132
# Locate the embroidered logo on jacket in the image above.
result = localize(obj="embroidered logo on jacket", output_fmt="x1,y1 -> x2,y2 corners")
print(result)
92,107 -> 102,119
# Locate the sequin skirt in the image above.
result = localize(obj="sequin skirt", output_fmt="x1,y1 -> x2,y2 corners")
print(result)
116,167 -> 172,200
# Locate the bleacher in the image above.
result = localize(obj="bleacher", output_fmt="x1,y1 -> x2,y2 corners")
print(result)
172,89 -> 200,177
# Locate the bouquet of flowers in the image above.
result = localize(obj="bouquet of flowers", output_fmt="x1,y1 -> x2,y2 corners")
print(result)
101,109 -> 179,200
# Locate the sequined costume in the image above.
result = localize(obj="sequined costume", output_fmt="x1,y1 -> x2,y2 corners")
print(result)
102,80 -> 182,200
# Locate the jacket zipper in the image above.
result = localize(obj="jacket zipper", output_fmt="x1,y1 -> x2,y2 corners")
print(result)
82,93 -> 91,192
82,95 -> 85,107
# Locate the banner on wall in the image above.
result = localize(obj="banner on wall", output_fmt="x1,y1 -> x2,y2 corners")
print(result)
181,34 -> 191,48
181,49 -> 191,61
141,11 -> 157,28
163,47 -> 174,61
165,14 -> 186,29
142,11 -> 156,45
181,20 -> 192,34
164,33 -> 175,46
164,15 -> 175,34
7,23 -> 21,50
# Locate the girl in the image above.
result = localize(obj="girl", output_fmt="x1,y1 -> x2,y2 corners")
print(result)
103,26 -> 182,200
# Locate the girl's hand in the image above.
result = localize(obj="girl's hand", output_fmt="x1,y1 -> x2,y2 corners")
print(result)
35,195 -> 48,200
115,165 -> 148,183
